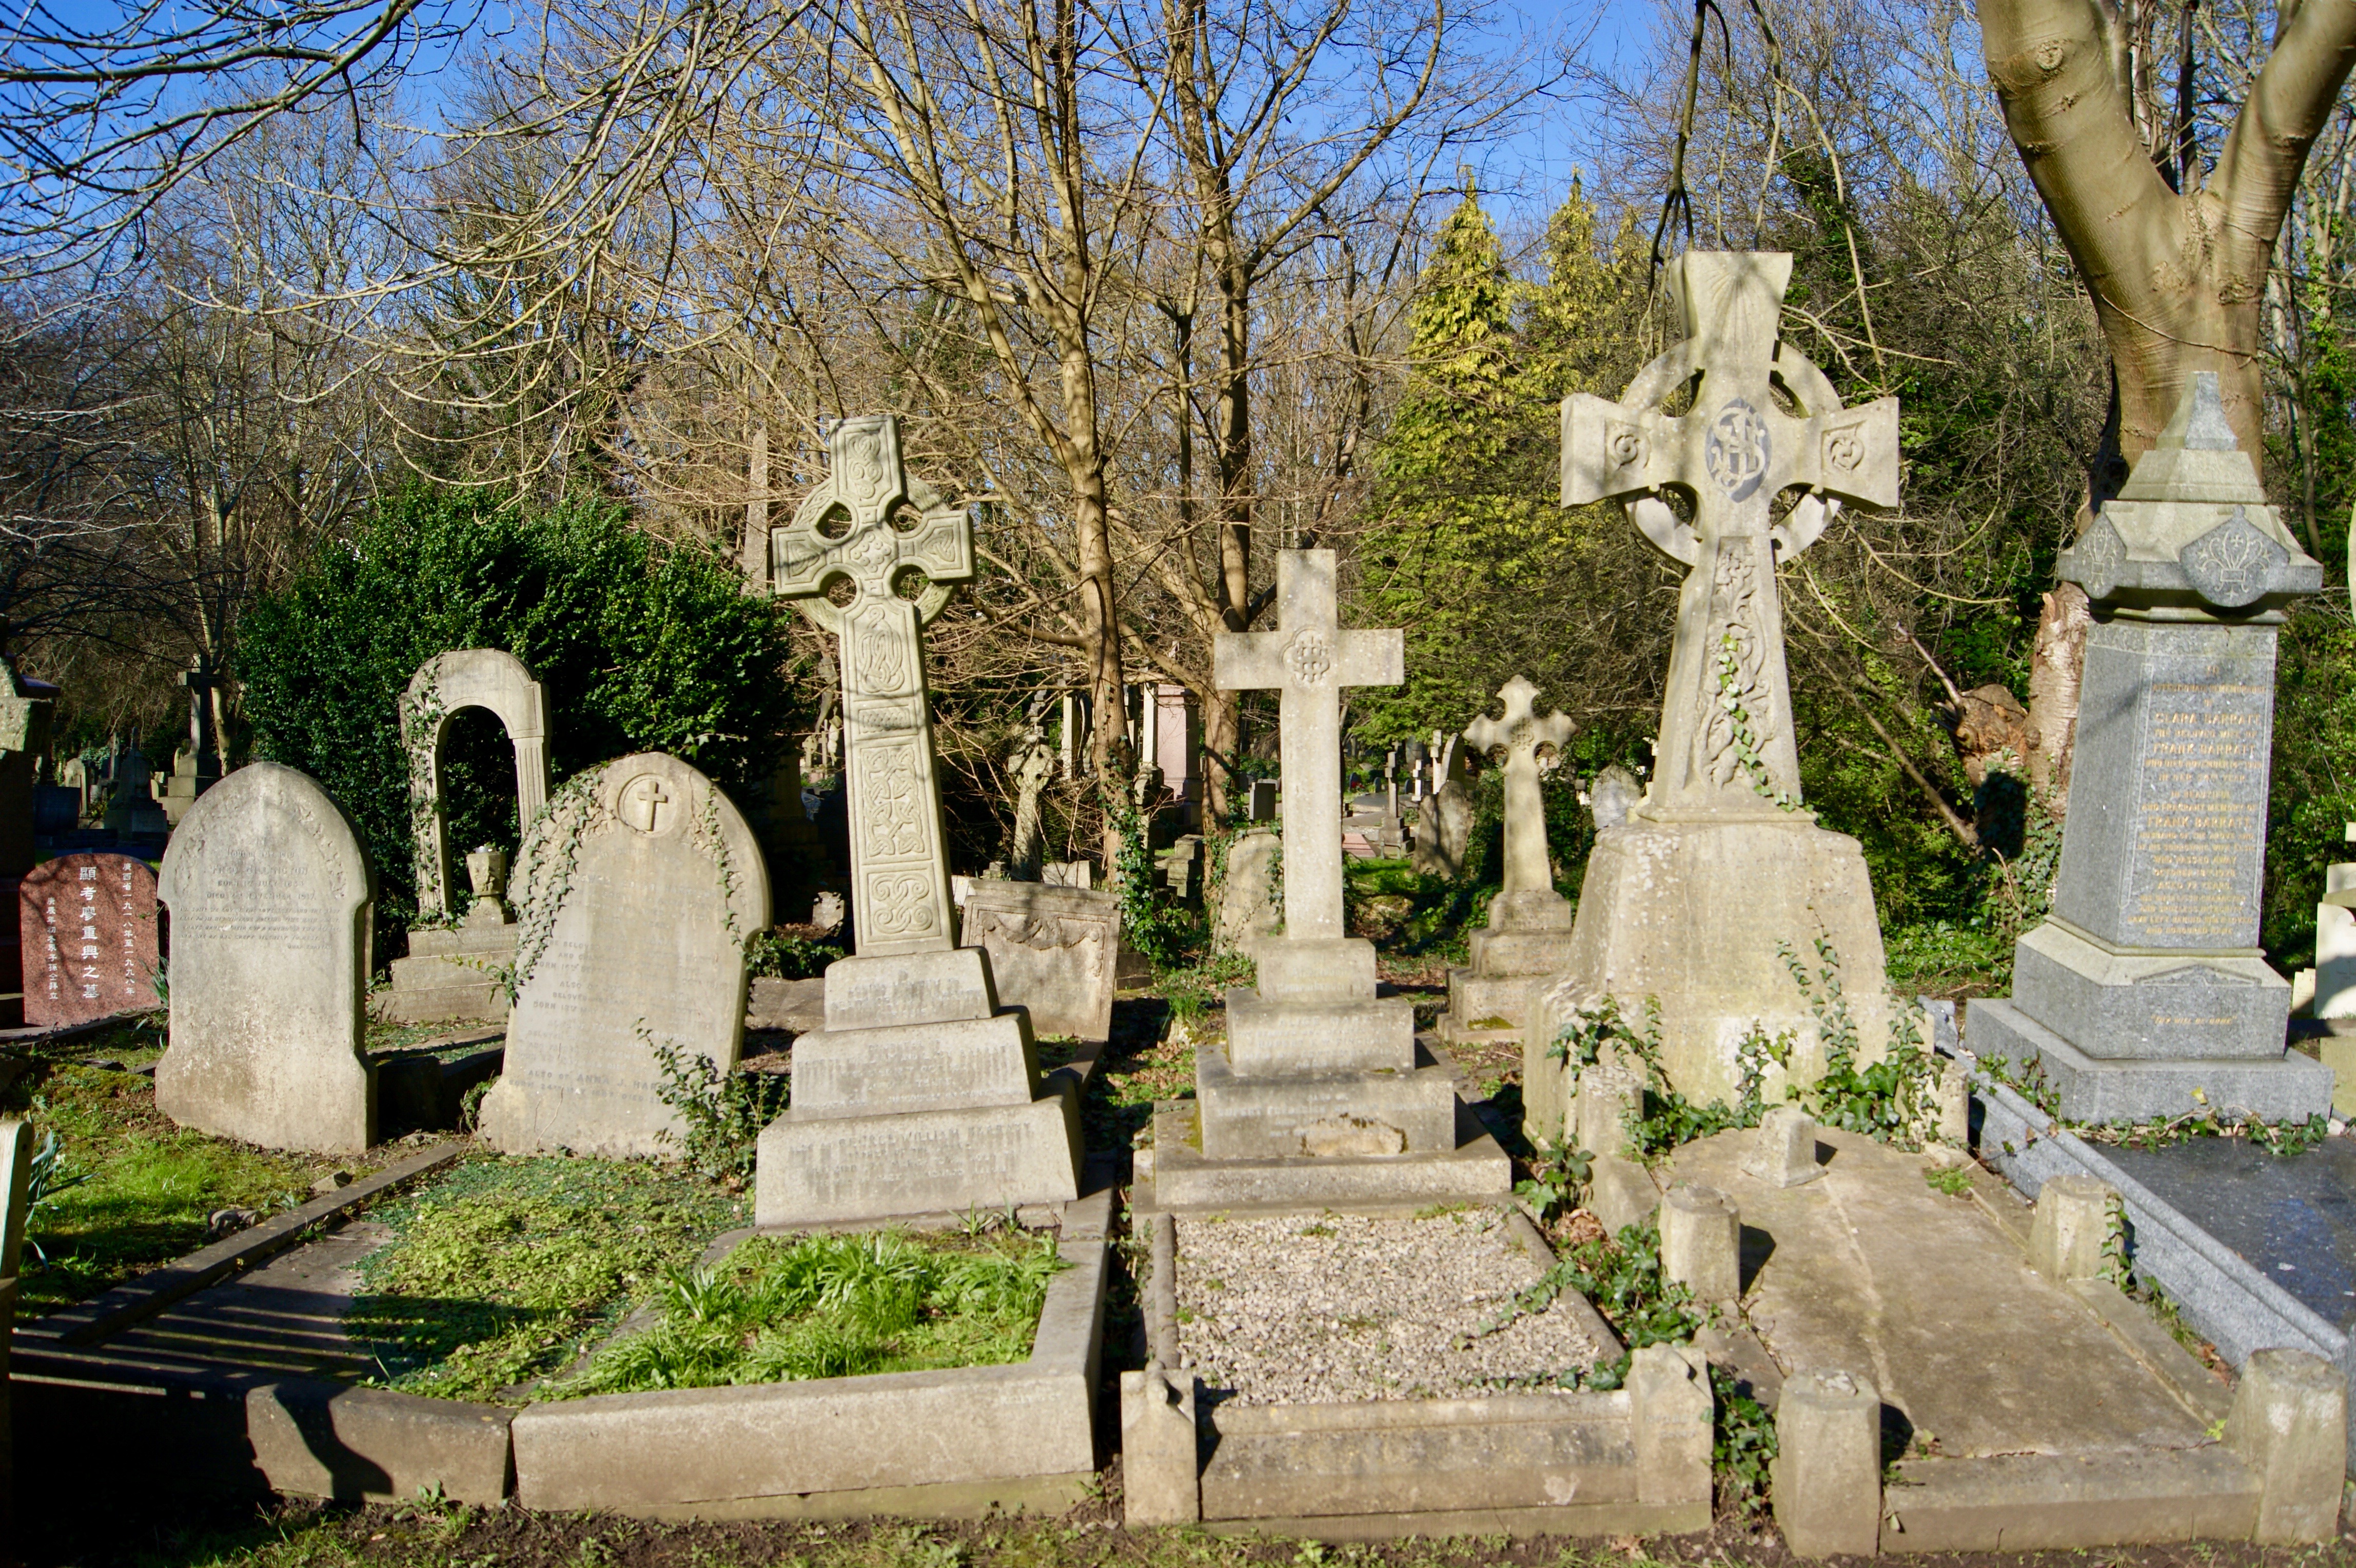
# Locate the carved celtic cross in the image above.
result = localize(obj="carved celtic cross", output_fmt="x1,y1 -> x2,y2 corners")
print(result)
760,415 -> 975,956
1562,252 -> 1899,816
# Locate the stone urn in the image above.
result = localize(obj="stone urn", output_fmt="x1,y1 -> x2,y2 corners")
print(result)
465,845 -> 512,926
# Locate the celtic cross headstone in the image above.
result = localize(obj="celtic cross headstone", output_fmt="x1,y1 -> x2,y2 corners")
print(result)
753,415 -> 1082,1226
1464,675 -> 1577,898
1563,251 -> 1896,813
1528,251 -> 1906,1126
764,415 -> 973,958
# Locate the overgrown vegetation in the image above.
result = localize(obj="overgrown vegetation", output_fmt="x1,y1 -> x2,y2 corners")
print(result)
558,1226 -> 1066,1396
1710,1364 -> 1779,1523
644,1028 -> 790,1183
747,929 -> 845,981
1488,1218 -> 1703,1376
2,1050 -> 362,1316
348,1155 -> 745,1402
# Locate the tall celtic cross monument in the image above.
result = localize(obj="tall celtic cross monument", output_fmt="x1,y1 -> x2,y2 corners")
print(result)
1529,252 -> 1906,1127
752,415 -> 1082,1225
1136,550 -> 1510,1212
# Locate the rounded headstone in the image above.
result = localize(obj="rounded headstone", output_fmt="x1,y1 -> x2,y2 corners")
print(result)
155,762 -> 375,1154
478,753 -> 770,1159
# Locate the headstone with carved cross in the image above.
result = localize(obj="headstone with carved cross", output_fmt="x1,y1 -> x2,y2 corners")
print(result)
1972,374 -> 2329,1123
1134,550 -> 1509,1213
478,752 -> 770,1158
1529,252 -> 1905,1132
750,416 -> 1081,1225
1443,676 -> 1579,1049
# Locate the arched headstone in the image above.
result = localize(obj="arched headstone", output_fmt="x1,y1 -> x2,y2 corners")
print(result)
401,650 -> 552,918
477,753 -> 769,1158
156,762 -> 375,1153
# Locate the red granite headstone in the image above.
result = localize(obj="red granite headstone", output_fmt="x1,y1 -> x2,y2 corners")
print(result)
21,853 -> 160,1026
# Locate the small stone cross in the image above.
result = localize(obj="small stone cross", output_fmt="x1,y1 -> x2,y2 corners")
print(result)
1009,730 -> 1054,879
1562,252 -> 1898,814
183,656 -> 222,767
622,776 -> 673,833
1465,676 -> 1577,896
1214,550 -> 1403,939
758,415 -> 975,956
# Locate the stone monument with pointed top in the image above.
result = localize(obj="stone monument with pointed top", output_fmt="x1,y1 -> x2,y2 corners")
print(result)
1529,251 -> 1903,1143
752,415 -> 1082,1225
1971,373 -> 2329,1122
1136,548 -> 1509,1211
1443,676 -> 1578,1048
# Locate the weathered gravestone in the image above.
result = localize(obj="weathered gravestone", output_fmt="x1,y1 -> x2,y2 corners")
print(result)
104,746 -> 167,837
20,853 -> 159,1026
959,880 -> 1120,1041
1533,251 -> 1902,1139
1971,375 -> 2329,1122
1409,737 -> 1474,878
1215,826 -> 1281,953
154,656 -> 224,826
1443,676 -> 1577,1047
156,762 -> 375,1154
1143,548 -> 1509,1210
1007,728 -> 1055,880
477,753 -> 769,1158
750,415 -> 1082,1224
0,659 -> 56,1029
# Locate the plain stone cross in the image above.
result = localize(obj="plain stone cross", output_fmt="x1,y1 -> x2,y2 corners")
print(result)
761,415 -> 975,957
1563,252 -> 1898,813
1214,550 -> 1403,939
1466,676 -> 1576,896
183,656 -> 221,765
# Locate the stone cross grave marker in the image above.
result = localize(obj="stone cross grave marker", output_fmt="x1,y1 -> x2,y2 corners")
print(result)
1465,675 -> 1577,897
1010,729 -> 1054,878
20,853 -> 158,1027
155,762 -> 374,1153
762,416 -> 972,957
1563,252 -> 1897,814
1213,550 -> 1403,938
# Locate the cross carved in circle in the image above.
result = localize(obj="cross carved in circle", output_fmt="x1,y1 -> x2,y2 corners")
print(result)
620,775 -> 674,834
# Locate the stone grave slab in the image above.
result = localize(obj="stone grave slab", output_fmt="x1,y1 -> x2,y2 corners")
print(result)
20,853 -> 158,1026
2097,1136 -> 2356,1336
749,415 -> 1081,1225
1535,251 -> 1900,1132
156,762 -> 375,1154
478,752 -> 768,1159
1672,1125 -> 2213,1460
957,879 -> 1118,1041
1444,676 -> 1576,1048
1973,375 -> 2327,1123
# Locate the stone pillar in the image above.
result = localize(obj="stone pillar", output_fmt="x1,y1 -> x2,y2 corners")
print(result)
1771,1369 -> 1884,1557
1631,1344 -> 1714,1527
1660,1184 -> 1741,1305
2224,1348 -> 2346,1543
1118,1363 -> 1201,1526
2028,1173 -> 2114,1284
1742,1103 -> 1822,1187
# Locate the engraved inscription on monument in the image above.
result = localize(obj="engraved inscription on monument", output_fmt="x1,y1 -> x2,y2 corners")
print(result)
21,853 -> 159,1026
2122,681 -> 2270,949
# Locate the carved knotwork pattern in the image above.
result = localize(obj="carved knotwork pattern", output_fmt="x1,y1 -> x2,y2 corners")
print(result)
1285,631 -> 1334,687
867,870 -> 938,936
1705,400 -> 1771,502
860,740 -> 928,859
850,602 -> 911,693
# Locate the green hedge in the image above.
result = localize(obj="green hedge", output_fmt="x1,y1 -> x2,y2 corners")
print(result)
239,487 -> 812,942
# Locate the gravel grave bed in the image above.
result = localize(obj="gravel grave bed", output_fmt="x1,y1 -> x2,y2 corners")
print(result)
1173,1208 -> 1606,1405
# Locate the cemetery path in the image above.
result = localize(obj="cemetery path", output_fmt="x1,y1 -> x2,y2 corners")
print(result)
100,1218 -> 390,1380
1673,1129 -> 2212,1459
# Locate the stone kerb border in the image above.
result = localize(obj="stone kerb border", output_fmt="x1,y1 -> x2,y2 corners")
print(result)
507,1186 -> 1111,1519
12,1179 -> 1110,1520
1122,1205 -> 1716,1540
1973,1071 -> 2355,1475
